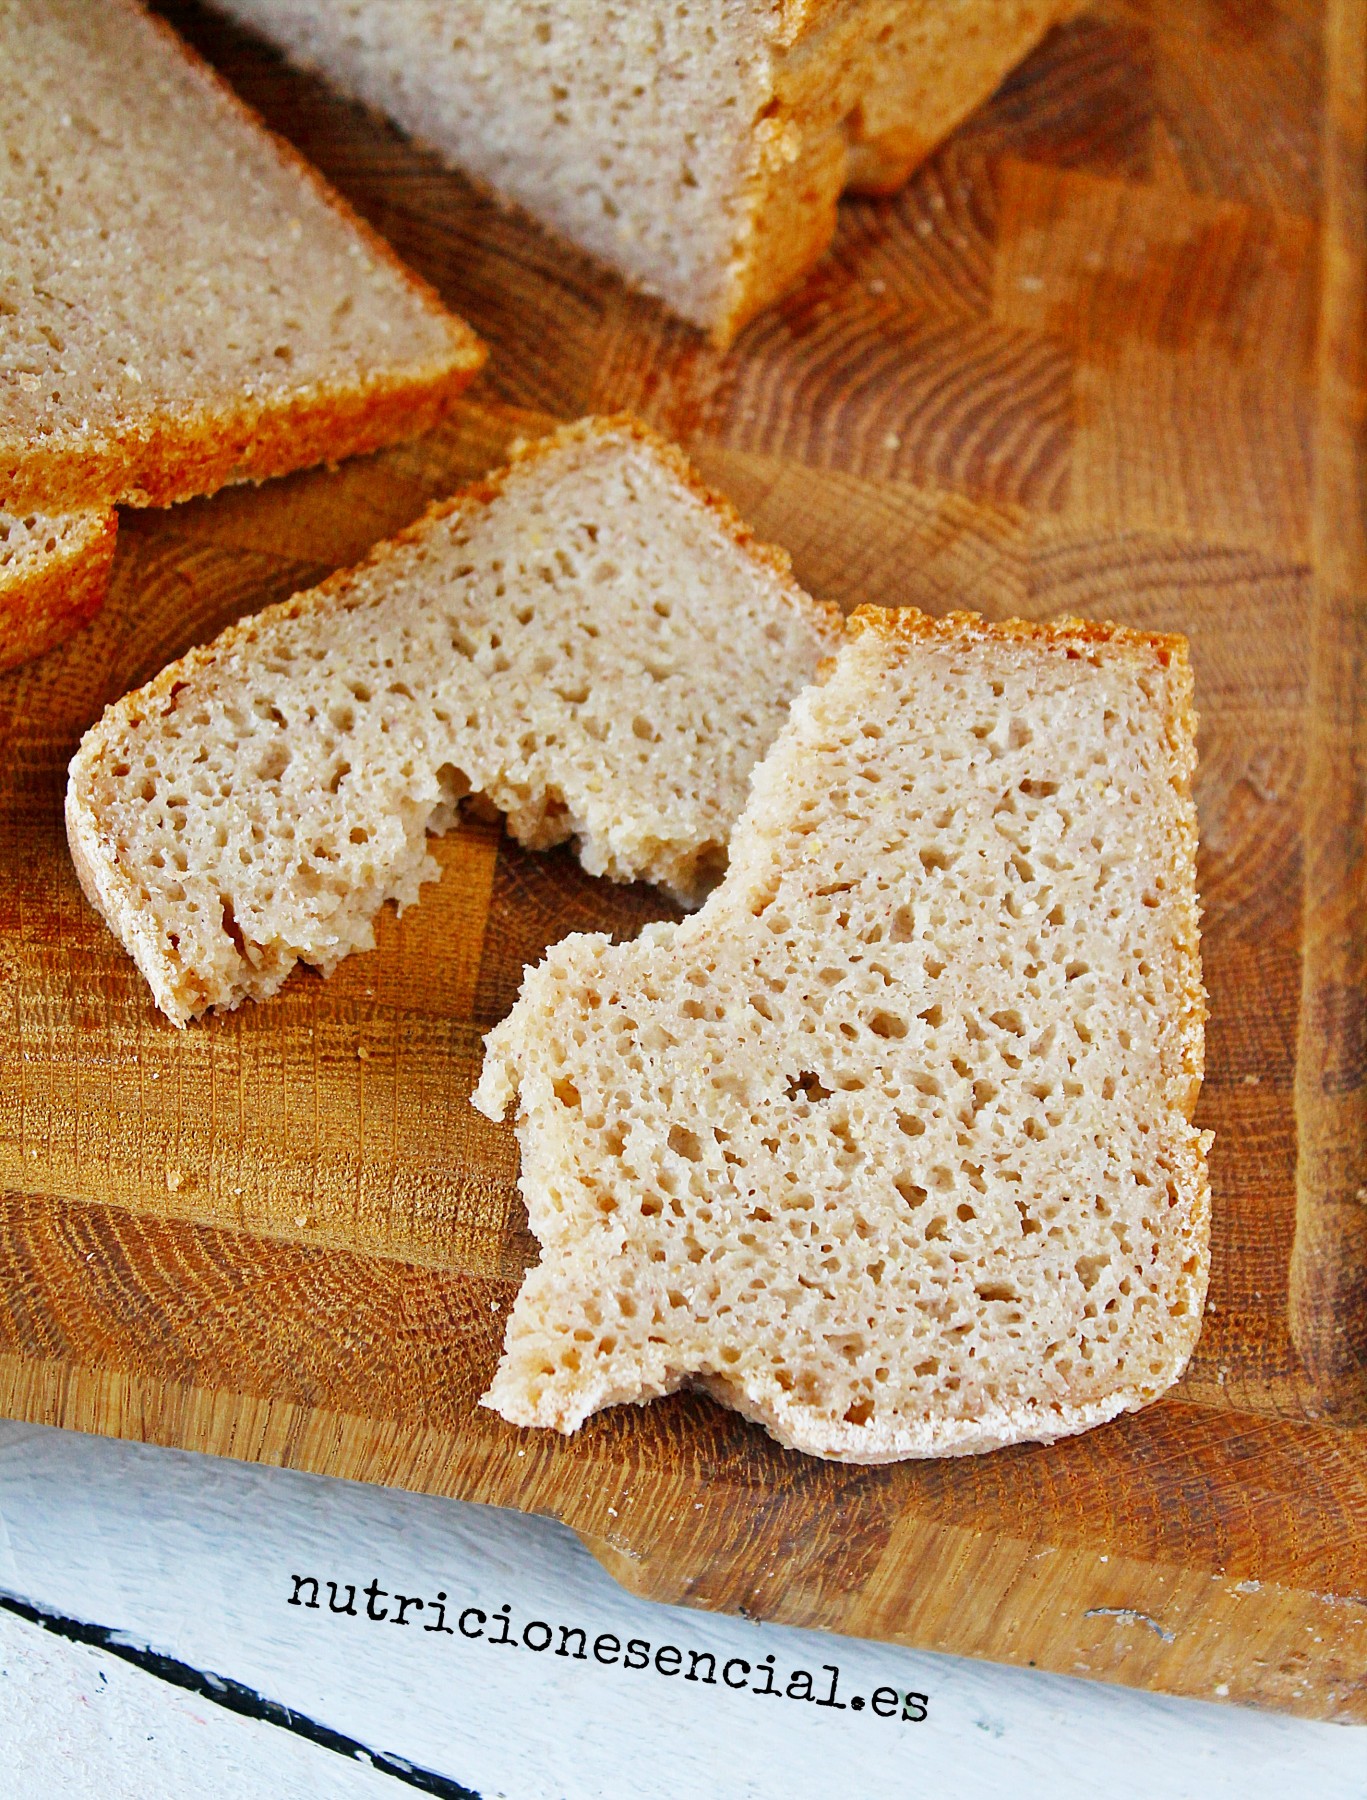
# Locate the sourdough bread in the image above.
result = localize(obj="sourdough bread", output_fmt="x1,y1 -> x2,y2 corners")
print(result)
474,606 -> 1211,1463
209,0 -> 1081,345
0,0 -> 484,515
66,417 -> 841,1025
0,508 -> 117,675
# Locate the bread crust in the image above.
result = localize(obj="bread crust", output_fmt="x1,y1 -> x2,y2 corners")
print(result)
714,0 -> 1086,345
4,365 -> 483,517
1,0 -> 484,515
0,511 -> 118,676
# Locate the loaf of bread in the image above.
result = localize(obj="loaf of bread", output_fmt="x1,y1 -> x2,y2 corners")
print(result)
0,508 -> 117,676
67,417 -> 841,1025
0,0 -> 483,517
209,0 -> 1081,345
474,606 -> 1211,1463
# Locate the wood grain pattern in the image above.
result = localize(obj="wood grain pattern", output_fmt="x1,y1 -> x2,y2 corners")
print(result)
1,1192 -> 1364,1722
0,0 -> 1363,1721
1290,0 -> 1367,1419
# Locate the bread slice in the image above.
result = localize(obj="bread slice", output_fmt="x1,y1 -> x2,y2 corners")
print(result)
0,0 -> 484,515
66,416 -> 841,1026
209,0 -> 1082,345
474,606 -> 1211,1463
0,508 -> 118,675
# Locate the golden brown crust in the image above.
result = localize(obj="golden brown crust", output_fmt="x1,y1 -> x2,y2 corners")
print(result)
1,0 -> 484,515
715,0 -> 1083,346
0,511 -> 117,675
4,360 -> 483,515
844,602 -> 1194,668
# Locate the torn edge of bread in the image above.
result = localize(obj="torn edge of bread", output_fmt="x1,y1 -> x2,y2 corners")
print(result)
66,415 -> 841,1024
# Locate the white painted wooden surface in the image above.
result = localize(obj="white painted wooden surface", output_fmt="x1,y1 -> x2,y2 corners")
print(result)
0,1608 -> 398,1799
0,1420 -> 1361,1798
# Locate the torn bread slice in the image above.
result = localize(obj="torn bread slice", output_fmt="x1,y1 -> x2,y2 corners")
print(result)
0,0 -> 483,515
66,416 -> 842,1026
0,507 -> 118,675
474,606 -> 1211,1464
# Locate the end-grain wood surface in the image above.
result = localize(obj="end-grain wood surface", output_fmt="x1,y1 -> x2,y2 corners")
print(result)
1,0 -> 1364,1723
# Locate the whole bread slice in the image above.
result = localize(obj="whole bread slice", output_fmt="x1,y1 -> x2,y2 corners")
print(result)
66,416 -> 842,1026
210,0 -> 1081,345
0,508 -> 117,675
474,607 -> 1211,1463
0,0 -> 484,515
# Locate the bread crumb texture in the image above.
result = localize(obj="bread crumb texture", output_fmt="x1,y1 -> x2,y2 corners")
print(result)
214,0 -> 780,329
475,608 -> 1211,1463
66,418 -> 839,1025
0,0 -> 482,513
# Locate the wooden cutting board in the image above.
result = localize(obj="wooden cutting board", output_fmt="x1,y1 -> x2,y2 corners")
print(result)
3,0 -> 1364,1723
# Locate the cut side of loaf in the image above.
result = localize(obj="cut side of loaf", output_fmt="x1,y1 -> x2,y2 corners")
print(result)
0,0 -> 483,515
0,508 -> 118,675
209,0 -> 1081,345
474,607 -> 1211,1463
66,416 -> 841,1026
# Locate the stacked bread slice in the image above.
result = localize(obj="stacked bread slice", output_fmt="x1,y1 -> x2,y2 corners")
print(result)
0,508 -> 118,676
0,0 -> 483,670
475,607 -> 1210,1462
66,417 -> 841,1024
210,0 -> 1082,345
